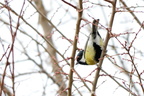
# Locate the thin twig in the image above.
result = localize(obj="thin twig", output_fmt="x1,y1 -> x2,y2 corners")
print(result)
28,0 -> 72,44
119,0 -> 144,30
61,0 -> 78,10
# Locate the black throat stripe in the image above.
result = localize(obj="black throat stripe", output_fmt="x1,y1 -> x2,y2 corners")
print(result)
93,42 -> 102,62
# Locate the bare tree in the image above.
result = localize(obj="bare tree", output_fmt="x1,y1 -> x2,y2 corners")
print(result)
0,0 -> 144,96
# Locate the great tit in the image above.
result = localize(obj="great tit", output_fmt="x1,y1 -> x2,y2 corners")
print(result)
76,19 -> 104,65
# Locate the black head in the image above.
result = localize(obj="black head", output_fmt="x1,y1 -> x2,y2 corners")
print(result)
76,50 -> 88,65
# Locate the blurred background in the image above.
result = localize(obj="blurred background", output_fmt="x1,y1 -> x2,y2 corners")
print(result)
0,0 -> 144,96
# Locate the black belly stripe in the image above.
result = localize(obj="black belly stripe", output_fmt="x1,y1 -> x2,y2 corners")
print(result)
93,42 -> 102,62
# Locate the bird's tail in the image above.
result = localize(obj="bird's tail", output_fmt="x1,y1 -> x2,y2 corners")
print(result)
92,19 -> 101,39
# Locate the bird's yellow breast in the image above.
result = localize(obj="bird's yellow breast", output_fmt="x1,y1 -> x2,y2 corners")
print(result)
85,45 -> 97,65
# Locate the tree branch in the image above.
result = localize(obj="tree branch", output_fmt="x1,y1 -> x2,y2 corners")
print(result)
68,0 -> 83,96
91,0 -> 117,96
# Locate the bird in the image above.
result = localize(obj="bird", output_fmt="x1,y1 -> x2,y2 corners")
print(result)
76,19 -> 104,65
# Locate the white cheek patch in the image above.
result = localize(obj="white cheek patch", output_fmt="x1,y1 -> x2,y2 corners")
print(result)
79,52 -> 86,62
93,35 -> 104,48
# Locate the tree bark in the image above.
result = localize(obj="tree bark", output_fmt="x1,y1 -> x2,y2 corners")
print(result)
34,1 -> 67,95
